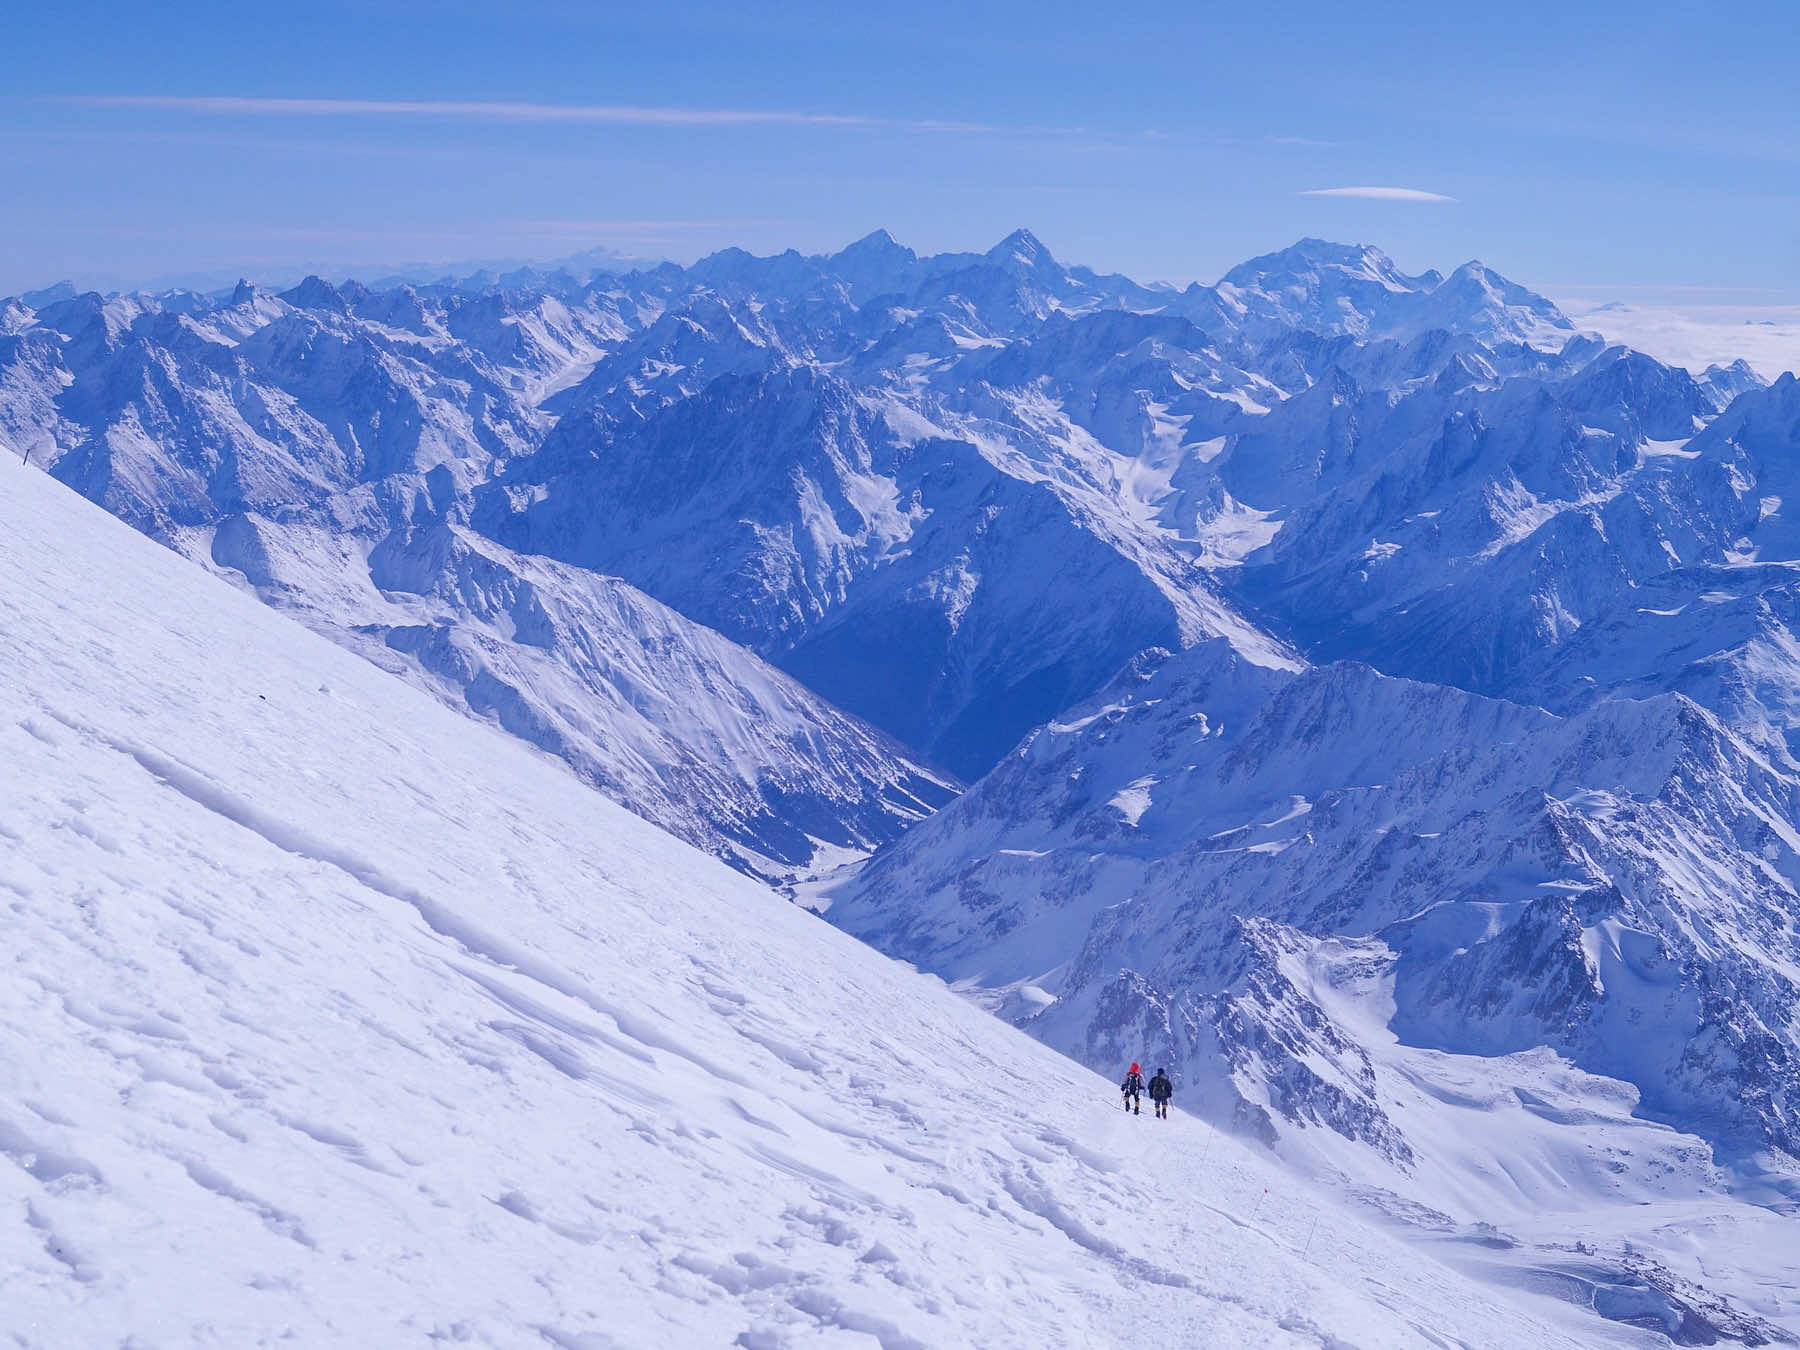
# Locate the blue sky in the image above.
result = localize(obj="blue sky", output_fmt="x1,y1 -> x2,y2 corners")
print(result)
5,0 -> 1796,300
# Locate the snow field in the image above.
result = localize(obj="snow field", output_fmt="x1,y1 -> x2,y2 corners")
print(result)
0,465 -> 1587,1346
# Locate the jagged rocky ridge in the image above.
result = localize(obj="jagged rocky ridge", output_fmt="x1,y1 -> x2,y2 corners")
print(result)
827,640 -> 1800,1163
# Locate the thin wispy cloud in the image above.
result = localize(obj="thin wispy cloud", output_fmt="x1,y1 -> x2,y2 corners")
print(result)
50,97 -> 1362,160
1301,186 -> 1456,203
43,219 -> 782,247
55,95 -> 1001,135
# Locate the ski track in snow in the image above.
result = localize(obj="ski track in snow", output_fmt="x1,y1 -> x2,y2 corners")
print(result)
0,465 -> 1601,1347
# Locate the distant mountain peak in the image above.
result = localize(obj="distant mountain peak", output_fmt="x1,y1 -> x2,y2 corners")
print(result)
1292,235 -> 1385,259
1223,238 -> 1421,293
829,229 -> 918,273
1202,239 -> 1571,345
839,227 -> 907,255
279,275 -> 349,313
1429,259 -> 1572,332
986,227 -> 1059,273
1437,260 -> 1516,299
696,245 -> 756,269
21,280 -> 77,309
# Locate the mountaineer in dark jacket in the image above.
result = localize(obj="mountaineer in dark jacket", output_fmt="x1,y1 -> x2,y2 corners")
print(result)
1148,1068 -> 1173,1119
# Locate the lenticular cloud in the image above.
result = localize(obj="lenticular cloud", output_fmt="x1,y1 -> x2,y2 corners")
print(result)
1301,185 -> 1456,202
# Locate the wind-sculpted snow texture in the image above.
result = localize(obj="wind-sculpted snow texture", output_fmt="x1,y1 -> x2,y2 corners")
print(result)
0,464 -> 1609,1348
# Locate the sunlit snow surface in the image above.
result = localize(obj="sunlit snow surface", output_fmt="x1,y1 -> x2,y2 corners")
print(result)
0,465 -> 1608,1347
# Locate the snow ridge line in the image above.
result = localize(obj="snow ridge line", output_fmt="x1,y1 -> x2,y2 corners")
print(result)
1000,1163 -> 1191,1285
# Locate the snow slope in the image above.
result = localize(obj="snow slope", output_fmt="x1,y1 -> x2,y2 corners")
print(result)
0,463 -> 1614,1347
207,516 -> 956,880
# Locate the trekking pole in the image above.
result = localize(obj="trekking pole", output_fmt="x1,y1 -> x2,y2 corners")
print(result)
1250,1188 -> 1268,1221
1302,1215 -> 1319,1259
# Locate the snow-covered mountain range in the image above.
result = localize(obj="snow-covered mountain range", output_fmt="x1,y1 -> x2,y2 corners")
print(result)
0,270 -> 954,880
7,228 -> 1800,1341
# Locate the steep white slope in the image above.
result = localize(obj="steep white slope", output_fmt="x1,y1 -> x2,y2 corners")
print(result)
205,515 -> 955,879
0,464 -> 1591,1347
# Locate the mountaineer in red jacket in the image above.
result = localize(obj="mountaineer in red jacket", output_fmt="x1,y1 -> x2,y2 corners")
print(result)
1121,1062 -> 1145,1115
